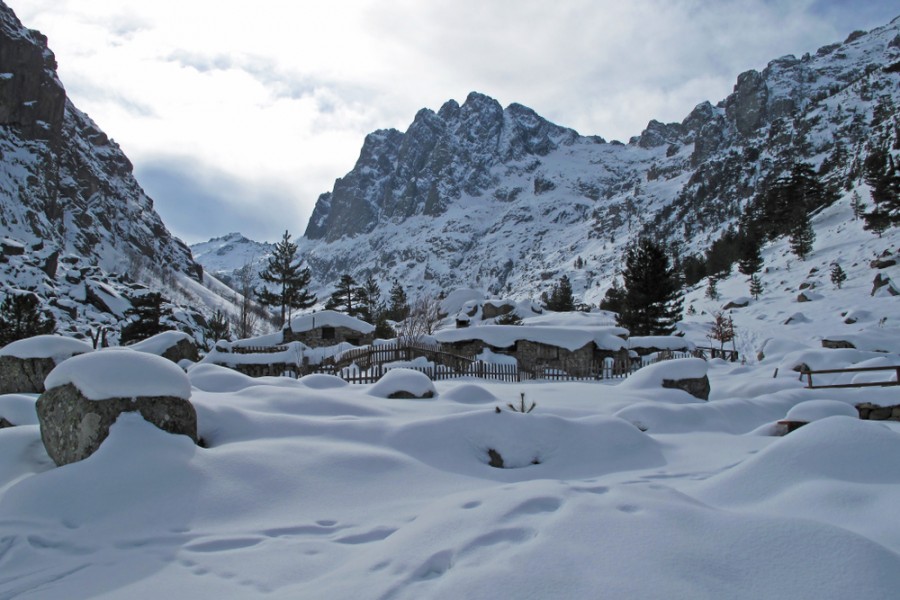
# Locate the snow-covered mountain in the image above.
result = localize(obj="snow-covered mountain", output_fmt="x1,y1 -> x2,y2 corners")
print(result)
189,232 -> 273,289
0,2 -> 240,341
285,17 -> 900,304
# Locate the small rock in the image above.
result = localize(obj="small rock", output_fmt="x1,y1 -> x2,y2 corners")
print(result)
0,417 -> 13,428
661,376 -> 710,400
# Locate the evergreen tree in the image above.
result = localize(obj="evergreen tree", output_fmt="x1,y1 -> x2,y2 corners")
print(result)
749,274 -> 764,300
599,279 -> 625,314
851,190 -> 865,221
356,275 -> 384,323
256,230 -> 315,327
544,275 -> 575,311
0,292 -> 55,346
325,274 -> 360,316
617,239 -> 683,336
737,234 -> 763,276
386,280 -> 410,321
120,292 -> 164,345
789,213 -> 816,260
705,277 -> 720,301
863,147 -> 900,233
830,263 -> 847,289
205,309 -> 231,346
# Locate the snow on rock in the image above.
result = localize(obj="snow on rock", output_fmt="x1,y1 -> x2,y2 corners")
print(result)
619,357 -> 708,391
441,383 -> 499,405
0,394 -> 40,426
627,336 -> 696,351
288,310 -> 375,334
44,348 -> 191,401
0,335 -> 92,362
388,410 -> 664,479
434,324 -> 627,352
188,363 -> 260,393
819,328 -> 900,353
439,289 -> 486,317
297,373 -> 350,390
784,400 -> 858,422
128,331 -> 195,357
368,368 -> 436,399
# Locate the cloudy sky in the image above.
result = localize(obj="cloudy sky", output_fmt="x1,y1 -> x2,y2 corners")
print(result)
15,1 -> 899,244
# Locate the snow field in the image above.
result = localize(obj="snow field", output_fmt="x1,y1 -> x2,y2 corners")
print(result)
2,352 -> 900,598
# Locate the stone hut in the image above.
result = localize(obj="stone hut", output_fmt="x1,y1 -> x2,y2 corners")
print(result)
0,335 -> 93,394
282,310 -> 376,348
435,325 -> 629,377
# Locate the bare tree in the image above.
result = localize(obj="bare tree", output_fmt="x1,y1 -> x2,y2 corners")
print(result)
396,295 -> 443,345
234,262 -> 259,339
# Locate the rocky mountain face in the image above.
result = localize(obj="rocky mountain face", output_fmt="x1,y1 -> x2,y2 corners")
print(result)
293,17 -> 900,304
0,2 -> 224,342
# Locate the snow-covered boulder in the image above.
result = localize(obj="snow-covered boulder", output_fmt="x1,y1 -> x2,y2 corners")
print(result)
781,400 -> 858,432
36,349 -> 196,466
128,330 -> 199,363
0,335 -> 93,394
621,358 -> 710,400
369,368 -> 437,399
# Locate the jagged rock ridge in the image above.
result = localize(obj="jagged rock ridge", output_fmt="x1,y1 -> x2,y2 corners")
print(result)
296,17 -> 900,303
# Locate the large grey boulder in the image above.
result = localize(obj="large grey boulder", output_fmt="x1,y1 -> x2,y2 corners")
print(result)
662,376 -> 711,401
36,349 -> 196,466
0,335 -> 93,394
128,330 -> 200,363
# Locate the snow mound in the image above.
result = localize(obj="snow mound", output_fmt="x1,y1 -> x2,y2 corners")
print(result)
0,335 -> 92,362
819,328 -> 900,353
0,394 -> 40,425
440,288 -> 485,317
441,383 -> 499,404
44,348 -> 191,400
289,310 -> 375,334
697,417 -> 900,507
756,337 -> 811,363
188,363 -> 258,393
619,358 -> 707,391
784,400 -> 858,422
297,373 -> 349,390
388,411 -> 664,480
368,368 -> 436,399
128,330 -> 194,356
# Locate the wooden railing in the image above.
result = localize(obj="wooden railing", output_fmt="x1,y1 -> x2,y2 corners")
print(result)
692,346 -> 739,362
799,365 -> 900,389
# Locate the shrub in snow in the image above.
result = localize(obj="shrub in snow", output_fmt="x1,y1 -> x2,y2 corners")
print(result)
368,368 -> 436,399
36,348 -> 197,466
0,335 -> 93,394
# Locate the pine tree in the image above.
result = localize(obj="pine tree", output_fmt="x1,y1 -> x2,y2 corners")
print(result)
830,263 -> 847,289
355,275 -> 383,323
789,213 -> 815,260
325,274 -> 360,316
0,292 -> 56,347
749,274 -> 764,300
705,277 -> 720,301
862,147 -> 900,233
120,292 -> 164,345
544,275 -> 575,311
617,239 -> 683,336
599,279 -> 625,314
205,309 -> 231,346
256,230 -> 315,327
386,280 -> 410,321
851,190 -> 865,221
737,234 -> 763,276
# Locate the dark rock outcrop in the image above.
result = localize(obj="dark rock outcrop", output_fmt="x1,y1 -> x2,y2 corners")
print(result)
662,376 -> 711,400
36,383 -> 197,466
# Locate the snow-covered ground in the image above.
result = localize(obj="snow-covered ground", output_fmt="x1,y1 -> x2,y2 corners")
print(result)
2,344 -> 900,598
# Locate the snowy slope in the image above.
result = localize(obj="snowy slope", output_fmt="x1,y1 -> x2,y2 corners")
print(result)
286,17 -> 900,306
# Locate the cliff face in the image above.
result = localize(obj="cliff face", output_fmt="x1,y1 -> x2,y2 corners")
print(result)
0,0 -> 199,278
298,18 -> 900,303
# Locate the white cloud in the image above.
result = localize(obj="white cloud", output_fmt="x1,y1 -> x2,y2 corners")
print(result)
13,0 -> 899,242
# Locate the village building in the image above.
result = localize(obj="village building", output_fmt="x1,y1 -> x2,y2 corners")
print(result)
281,310 -> 376,348
434,324 -> 631,377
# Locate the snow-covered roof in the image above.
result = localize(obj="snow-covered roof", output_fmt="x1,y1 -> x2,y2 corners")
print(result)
128,331 -> 193,356
44,348 -> 191,401
202,341 -> 307,367
628,336 -> 696,351
0,335 -> 92,362
288,310 -> 375,334
434,325 -> 627,352
521,311 -> 619,328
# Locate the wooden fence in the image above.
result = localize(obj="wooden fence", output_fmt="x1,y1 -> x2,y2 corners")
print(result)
692,346 -> 739,362
327,341 -> 477,371
799,365 -> 900,389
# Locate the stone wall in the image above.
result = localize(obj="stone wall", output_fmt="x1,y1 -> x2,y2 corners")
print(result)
0,355 -> 56,394
856,403 -> 900,421
284,326 -> 374,348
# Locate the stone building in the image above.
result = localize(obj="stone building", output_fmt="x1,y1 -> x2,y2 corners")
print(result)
281,310 -> 375,348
